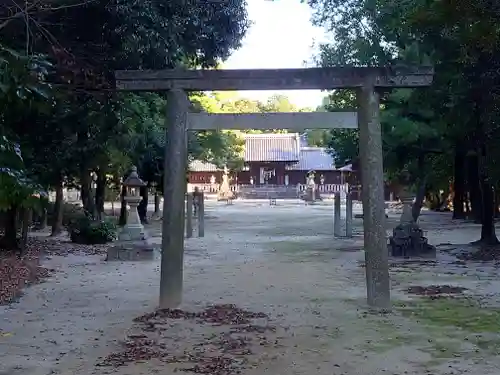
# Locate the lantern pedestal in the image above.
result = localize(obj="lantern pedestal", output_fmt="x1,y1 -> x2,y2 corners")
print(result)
118,196 -> 145,241
106,166 -> 156,261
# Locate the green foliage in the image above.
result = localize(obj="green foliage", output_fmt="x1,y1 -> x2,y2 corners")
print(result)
68,216 -> 117,244
0,136 -> 45,211
46,202 -> 85,227
0,0 -> 252,209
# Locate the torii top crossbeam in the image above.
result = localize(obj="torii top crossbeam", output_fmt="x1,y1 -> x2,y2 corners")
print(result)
115,66 -> 434,91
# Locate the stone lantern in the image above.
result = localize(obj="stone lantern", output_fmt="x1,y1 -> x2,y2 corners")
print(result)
107,166 -> 154,261
119,166 -> 146,241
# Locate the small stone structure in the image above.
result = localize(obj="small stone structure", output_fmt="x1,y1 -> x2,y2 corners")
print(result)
388,190 -> 436,257
106,166 -> 155,261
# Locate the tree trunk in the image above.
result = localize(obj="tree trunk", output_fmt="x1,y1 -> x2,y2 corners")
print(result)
453,148 -> 466,219
479,181 -> 498,244
154,192 -> 161,215
410,154 -> 427,221
495,188 -> 500,218
39,206 -> 48,230
95,168 -> 106,220
411,178 -> 427,222
3,206 -> 18,249
51,180 -> 64,236
466,152 -> 482,222
19,207 -> 32,254
119,184 -> 127,226
138,185 -> 149,224
80,168 -> 93,214
478,144 -> 499,244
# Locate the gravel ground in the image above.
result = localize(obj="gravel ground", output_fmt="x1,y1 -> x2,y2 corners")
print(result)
1,201 -> 500,375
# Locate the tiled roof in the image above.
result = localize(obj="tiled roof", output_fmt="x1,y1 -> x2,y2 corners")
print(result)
189,134 -> 336,171
286,147 -> 335,171
244,133 -> 300,162
189,160 -> 219,172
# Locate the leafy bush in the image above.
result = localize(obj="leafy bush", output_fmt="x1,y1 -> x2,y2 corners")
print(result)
68,216 -> 117,244
46,202 -> 86,227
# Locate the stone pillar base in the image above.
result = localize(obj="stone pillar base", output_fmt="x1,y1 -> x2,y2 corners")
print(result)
106,240 -> 157,261
118,224 -> 146,242
388,222 -> 436,258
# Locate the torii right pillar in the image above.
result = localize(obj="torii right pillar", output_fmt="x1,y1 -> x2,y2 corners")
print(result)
357,80 -> 390,311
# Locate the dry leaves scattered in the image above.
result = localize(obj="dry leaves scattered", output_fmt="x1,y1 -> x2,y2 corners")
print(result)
33,237 -> 109,256
98,304 -> 279,374
406,284 -> 468,297
456,247 -> 500,262
0,236 -> 108,305
0,240 -> 51,304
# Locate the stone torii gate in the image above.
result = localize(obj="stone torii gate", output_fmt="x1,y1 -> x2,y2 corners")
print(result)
115,66 -> 434,310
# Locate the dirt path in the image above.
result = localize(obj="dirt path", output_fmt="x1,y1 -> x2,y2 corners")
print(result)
2,201 -> 500,375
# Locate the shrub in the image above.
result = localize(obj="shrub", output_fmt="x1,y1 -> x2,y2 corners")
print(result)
46,202 -> 86,227
68,216 -> 117,244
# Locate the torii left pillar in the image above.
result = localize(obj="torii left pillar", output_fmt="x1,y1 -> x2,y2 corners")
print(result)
159,89 -> 189,308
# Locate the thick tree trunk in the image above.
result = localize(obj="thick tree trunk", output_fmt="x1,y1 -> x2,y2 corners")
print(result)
453,148 -> 466,219
51,180 -> 64,236
95,168 -> 106,220
80,168 -> 93,214
154,192 -> 161,215
478,143 -> 499,244
466,152 -> 482,222
412,176 -> 428,222
138,185 -> 149,224
495,188 -> 500,218
479,182 -> 498,244
119,184 -> 127,226
3,206 -> 18,249
38,208 -> 48,230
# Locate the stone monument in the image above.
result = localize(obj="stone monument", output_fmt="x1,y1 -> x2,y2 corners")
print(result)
217,166 -> 234,202
302,171 -> 322,203
388,186 -> 436,258
106,166 -> 155,261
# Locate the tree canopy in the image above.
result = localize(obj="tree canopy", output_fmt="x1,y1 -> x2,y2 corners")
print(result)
0,0 -> 253,247
308,0 -> 500,243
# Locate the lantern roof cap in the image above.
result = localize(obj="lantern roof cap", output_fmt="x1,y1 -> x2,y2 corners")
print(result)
123,166 -> 146,187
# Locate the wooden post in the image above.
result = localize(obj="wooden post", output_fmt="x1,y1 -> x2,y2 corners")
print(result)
346,192 -> 353,238
159,89 -> 189,309
186,193 -> 193,238
333,192 -> 342,237
198,192 -> 205,237
357,82 -> 391,310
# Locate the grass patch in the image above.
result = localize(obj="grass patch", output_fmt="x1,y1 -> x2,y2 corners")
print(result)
395,297 -> 500,333
264,240 -> 337,255
358,314 -> 425,353
394,296 -> 500,363
423,339 -> 464,359
354,297 -> 500,363
364,334 -> 421,353
475,336 -> 500,355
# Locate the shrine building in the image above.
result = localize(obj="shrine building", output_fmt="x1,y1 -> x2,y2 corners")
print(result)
188,133 -> 345,186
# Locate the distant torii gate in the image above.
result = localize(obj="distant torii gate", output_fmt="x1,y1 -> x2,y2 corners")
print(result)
115,66 -> 434,310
